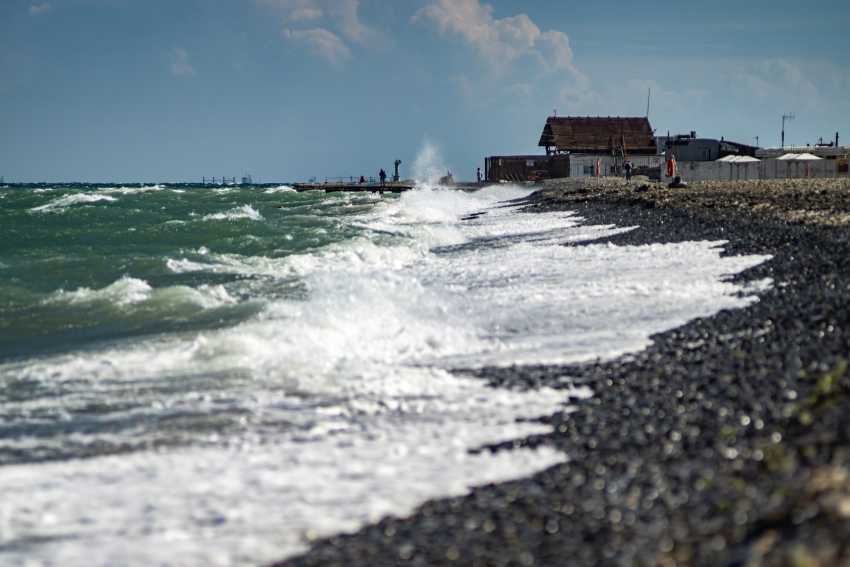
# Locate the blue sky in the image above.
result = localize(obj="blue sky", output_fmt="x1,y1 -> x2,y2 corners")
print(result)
1,0 -> 848,182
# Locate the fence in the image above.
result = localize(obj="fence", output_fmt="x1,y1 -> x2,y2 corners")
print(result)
661,157 -> 849,182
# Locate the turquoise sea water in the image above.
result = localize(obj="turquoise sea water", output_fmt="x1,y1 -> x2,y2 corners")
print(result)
1,184 -> 380,362
0,182 -> 769,566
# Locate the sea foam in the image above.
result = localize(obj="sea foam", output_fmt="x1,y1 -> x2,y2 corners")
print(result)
202,204 -> 263,221
31,193 -> 116,212
0,183 -> 771,567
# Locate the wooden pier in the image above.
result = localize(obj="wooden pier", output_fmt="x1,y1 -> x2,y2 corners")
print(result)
292,182 -> 415,194
291,181 -> 501,194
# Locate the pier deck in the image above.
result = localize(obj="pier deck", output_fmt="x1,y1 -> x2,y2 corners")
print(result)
291,181 -> 502,193
292,182 -> 414,193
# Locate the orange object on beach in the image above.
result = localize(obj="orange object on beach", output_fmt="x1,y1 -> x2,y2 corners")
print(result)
667,156 -> 676,177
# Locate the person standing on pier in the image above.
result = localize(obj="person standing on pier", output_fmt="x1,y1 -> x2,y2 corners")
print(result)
379,169 -> 386,187
477,168 -> 482,182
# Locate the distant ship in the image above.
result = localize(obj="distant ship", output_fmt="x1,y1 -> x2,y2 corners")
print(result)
241,174 -> 252,184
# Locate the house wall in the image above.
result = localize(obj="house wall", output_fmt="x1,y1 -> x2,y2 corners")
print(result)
568,155 -> 616,177
566,155 -> 665,177
660,161 -> 761,182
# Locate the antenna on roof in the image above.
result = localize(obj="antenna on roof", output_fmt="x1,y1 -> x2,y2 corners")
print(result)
554,109 -> 556,117
646,88 -> 650,119
782,112 -> 794,148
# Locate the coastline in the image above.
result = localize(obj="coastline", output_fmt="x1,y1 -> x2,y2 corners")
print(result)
274,177 -> 850,567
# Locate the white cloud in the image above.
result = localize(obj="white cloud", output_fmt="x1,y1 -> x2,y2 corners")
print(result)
283,28 -> 351,66
733,59 -> 823,111
29,3 -> 50,15
168,48 -> 196,76
257,0 -> 382,65
559,77 -> 709,120
412,0 -> 585,85
625,79 -> 702,115
257,0 -> 377,44
289,8 -> 323,21
324,0 -> 374,45
412,0 -> 588,110
506,82 -> 538,99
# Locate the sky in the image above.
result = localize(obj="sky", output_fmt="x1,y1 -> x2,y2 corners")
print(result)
1,0 -> 848,183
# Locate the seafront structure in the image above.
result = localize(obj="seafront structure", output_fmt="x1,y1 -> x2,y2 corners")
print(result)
485,116 -> 658,181
485,115 -> 848,183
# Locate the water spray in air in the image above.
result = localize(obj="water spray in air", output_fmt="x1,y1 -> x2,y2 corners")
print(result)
412,140 -> 451,187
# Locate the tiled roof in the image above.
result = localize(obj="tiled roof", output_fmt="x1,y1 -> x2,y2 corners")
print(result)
538,117 -> 656,154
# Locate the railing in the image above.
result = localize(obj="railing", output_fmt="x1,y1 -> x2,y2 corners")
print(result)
325,176 -> 385,183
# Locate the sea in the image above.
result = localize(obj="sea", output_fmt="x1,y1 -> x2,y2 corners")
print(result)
0,181 -> 770,566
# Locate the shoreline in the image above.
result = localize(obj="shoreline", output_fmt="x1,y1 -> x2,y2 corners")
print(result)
274,177 -> 850,567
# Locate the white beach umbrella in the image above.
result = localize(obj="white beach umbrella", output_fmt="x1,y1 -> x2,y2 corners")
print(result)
776,153 -> 822,161
717,155 -> 760,163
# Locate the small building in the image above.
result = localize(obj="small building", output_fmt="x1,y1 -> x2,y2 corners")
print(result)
484,155 -> 569,182
664,133 -> 757,161
483,116 -> 679,181
538,116 -> 657,156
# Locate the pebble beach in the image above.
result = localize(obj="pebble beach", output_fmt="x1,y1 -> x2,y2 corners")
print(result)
274,176 -> 850,567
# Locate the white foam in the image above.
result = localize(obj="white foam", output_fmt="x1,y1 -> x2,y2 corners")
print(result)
0,184 -> 771,567
39,277 -> 237,311
202,205 -> 263,221
43,276 -> 152,306
263,185 -> 296,194
0,407 -> 573,567
98,185 -> 164,195
31,193 -> 116,212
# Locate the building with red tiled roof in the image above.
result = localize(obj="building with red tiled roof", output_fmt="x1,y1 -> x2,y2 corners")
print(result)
538,116 -> 657,155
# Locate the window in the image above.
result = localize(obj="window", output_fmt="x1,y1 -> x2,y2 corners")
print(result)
700,148 -> 710,160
